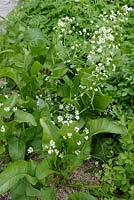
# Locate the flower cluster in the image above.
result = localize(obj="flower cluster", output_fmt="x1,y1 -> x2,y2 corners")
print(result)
57,16 -> 75,34
44,140 -> 63,158
57,103 -> 80,126
54,6 -> 131,97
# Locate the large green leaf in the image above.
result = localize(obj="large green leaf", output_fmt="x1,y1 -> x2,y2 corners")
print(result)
36,159 -> 56,180
0,93 -> 18,118
93,94 -> 113,111
11,180 -> 55,200
5,93 -> 18,109
88,118 -> 127,137
0,68 -> 21,87
8,136 -> 26,161
0,161 -> 28,194
39,188 -> 55,200
31,61 -> 43,75
69,192 -> 97,200
52,65 -> 67,79
15,110 -> 37,126
11,180 -> 39,200
40,117 -> 60,150
24,28 -> 45,45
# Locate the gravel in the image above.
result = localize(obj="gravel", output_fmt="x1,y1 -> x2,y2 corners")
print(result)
0,0 -> 18,18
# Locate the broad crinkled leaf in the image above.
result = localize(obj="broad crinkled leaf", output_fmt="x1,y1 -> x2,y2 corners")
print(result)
88,118 -> 127,137
40,117 -> 60,150
8,136 -> 25,161
36,159 -> 56,180
93,94 -> 113,111
0,161 -> 28,195
39,188 -> 55,200
15,110 -> 37,126
31,61 -> 43,75
0,68 -> 21,88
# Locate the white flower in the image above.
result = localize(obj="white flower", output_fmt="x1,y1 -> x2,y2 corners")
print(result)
123,5 -> 133,12
83,28 -> 86,33
75,115 -> 80,120
63,135 -> 67,140
112,64 -> 116,71
127,7 -> 133,11
54,149 -> 59,156
84,136 -> 89,141
68,30 -> 73,34
74,0 -> 80,2
97,47 -> 103,53
58,153 -> 63,158
75,110 -> 79,116
44,145 -> 49,149
4,95 -> 8,99
67,132 -> 72,138
13,107 -> 17,112
4,107 -> 10,112
95,161 -> 99,167
58,19 -> 66,28
107,33 -> 114,41
0,125 -> 5,132
94,88 -> 98,92
65,113 -> 73,121
74,126 -> 79,132
57,115 -> 63,123
59,104 -> 64,110
48,149 -> 54,155
50,140 -> 55,148
74,150 -> 80,156
71,46 -> 75,50
77,141 -> 81,146
27,147 -> 33,154
84,127 -> 89,134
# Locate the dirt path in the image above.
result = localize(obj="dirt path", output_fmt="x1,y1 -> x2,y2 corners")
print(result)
0,0 -> 18,18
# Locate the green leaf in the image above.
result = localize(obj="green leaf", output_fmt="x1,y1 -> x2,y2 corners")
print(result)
26,160 -> 38,185
88,118 -> 127,137
40,188 -> 55,200
80,139 -> 92,160
0,161 -> 28,194
15,110 -> 37,126
61,154 -> 82,176
93,94 -> 113,111
52,65 -> 67,79
36,159 -> 56,180
31,61 -> 43,75
0,67 -> 21,87
0,93 -> 18,119
26,183 -> 41,197
11,180 -> 38,200
8,136 -> 26,161
69,192 -> 97,200
24,28 -> 45,45
40,117 -> 60,150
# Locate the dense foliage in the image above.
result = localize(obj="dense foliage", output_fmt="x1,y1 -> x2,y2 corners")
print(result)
0,0 -> 134,199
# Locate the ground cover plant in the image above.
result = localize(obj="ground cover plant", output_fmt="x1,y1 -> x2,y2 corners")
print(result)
0,0 -> 134,199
